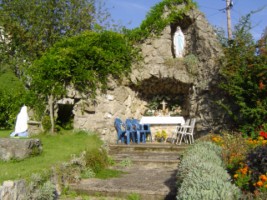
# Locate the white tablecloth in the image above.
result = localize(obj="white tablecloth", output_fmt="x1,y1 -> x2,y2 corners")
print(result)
140,116 -> 185,125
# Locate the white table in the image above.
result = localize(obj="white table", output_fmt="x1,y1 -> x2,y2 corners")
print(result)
140,116 -> 185,125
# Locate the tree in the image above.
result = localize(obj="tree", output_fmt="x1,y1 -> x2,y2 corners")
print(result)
27,31 -> 136,133
258,27 -> 267,56
0,0 -> 112,128
219,15 -> 267,136
0,0 -> 110,74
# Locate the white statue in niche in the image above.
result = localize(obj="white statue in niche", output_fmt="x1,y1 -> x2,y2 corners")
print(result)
173,26 -> 185,58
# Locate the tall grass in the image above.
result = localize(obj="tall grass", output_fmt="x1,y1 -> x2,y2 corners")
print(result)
0,130 -> 103,184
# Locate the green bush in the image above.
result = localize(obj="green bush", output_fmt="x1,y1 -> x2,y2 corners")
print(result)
41,115 -> 52,132
0,71 -> 27,128
81,168 -> 96,179
177,173 -> 241,200
177,141 -> 241,199
218,15 -> 267,135
84,147 -> 109,173
26,173 -> 56,200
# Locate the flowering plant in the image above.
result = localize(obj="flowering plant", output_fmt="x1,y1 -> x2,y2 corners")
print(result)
155,130 -> 168,142
254,174 -> 267,193
233,164 -> 251,190
259,131 -> 267,139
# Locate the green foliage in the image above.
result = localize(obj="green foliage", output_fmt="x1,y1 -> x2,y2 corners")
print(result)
26,173 -> 56,200
28,30 -> 135,97
41,115 -> 52,133
0,0 -> 101,60
81,168 -> 96,179
94,168 -> 124,179
119,158 -> 132,167
184,54 -> 199,75
127,193 -> 141,200
125,0 -> 196,42
219,14 -> 267,135
246,146 -> 267,183
0,71 -> 27,128
163,54 -> 199,77
84,147 -> 109,173
177,141 -> 241,199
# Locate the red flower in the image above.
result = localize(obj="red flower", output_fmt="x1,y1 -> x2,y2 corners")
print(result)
259,81 -> 265,90
259,131 -> 267,139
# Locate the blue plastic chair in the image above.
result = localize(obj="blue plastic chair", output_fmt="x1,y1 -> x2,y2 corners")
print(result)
114,118 -> 126,144
125,119 -> 137,144
131,119 -> 142,144
132,119 -> 152,143
140,123 -> 152,143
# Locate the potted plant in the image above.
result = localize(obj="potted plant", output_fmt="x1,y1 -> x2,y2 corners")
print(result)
155,130 -> 168,142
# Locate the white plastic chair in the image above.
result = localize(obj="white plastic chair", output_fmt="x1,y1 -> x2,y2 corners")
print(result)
171,119 -> 190,144
177,118 -> 196,145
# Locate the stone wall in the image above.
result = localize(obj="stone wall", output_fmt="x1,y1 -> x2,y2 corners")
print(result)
70,8 -> 225,142
73,86 -> 148,143
0,180 -> 26,200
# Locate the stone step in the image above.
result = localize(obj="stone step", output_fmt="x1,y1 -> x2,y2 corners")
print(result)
109,143 -> 187,154
110,143 -> 186,169
112,151 -> 181,160
68,143 -> 188,199
69,167 -> 177,200
112,151 -> 181,168
114,157 -> 180,169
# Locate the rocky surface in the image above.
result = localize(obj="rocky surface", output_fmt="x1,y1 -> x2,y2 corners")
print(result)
0,138 -> 42,161
59,8 -> 225,143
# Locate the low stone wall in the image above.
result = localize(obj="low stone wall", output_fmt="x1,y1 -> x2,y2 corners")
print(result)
0,138 -> 42,161
0,180 -> 26,200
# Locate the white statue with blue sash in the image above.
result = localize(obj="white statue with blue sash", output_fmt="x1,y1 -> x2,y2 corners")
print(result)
10,105 -> 29,137
173,26 -> 185,58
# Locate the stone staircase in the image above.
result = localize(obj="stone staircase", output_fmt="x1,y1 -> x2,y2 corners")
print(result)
69,143 -> 187,200
109,143 -> 187,169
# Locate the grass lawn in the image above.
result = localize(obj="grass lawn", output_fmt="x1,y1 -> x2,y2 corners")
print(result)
0,130 -> 103,184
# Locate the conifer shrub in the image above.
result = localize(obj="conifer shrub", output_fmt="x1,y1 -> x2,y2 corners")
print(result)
177,141 -> 241,199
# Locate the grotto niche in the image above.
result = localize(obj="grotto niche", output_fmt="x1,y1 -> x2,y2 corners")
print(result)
131,77 -> 193,118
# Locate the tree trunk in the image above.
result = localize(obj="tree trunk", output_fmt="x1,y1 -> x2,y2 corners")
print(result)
48,94 -> 55,134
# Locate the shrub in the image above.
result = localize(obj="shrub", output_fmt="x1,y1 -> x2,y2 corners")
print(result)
177,141 -> 241,199
42,115 -> 52,132
84,147 -> 109,173
81,168 -> 96,179
184,54 -> 199,75
177,172 -> 241,200
209,132 -> 250,171
119,158 -> 132,167
26,173 -> 56,200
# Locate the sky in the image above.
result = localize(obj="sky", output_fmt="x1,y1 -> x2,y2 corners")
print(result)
106,0 -> 267,40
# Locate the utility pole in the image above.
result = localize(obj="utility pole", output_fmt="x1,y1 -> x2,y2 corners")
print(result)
226,0 -> 233,39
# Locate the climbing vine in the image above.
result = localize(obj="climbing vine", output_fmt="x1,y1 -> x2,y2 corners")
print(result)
125,0 -> 197,42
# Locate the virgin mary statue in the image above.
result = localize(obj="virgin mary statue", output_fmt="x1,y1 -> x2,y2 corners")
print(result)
10,105 -> 29,137
173,26 -> 185,58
